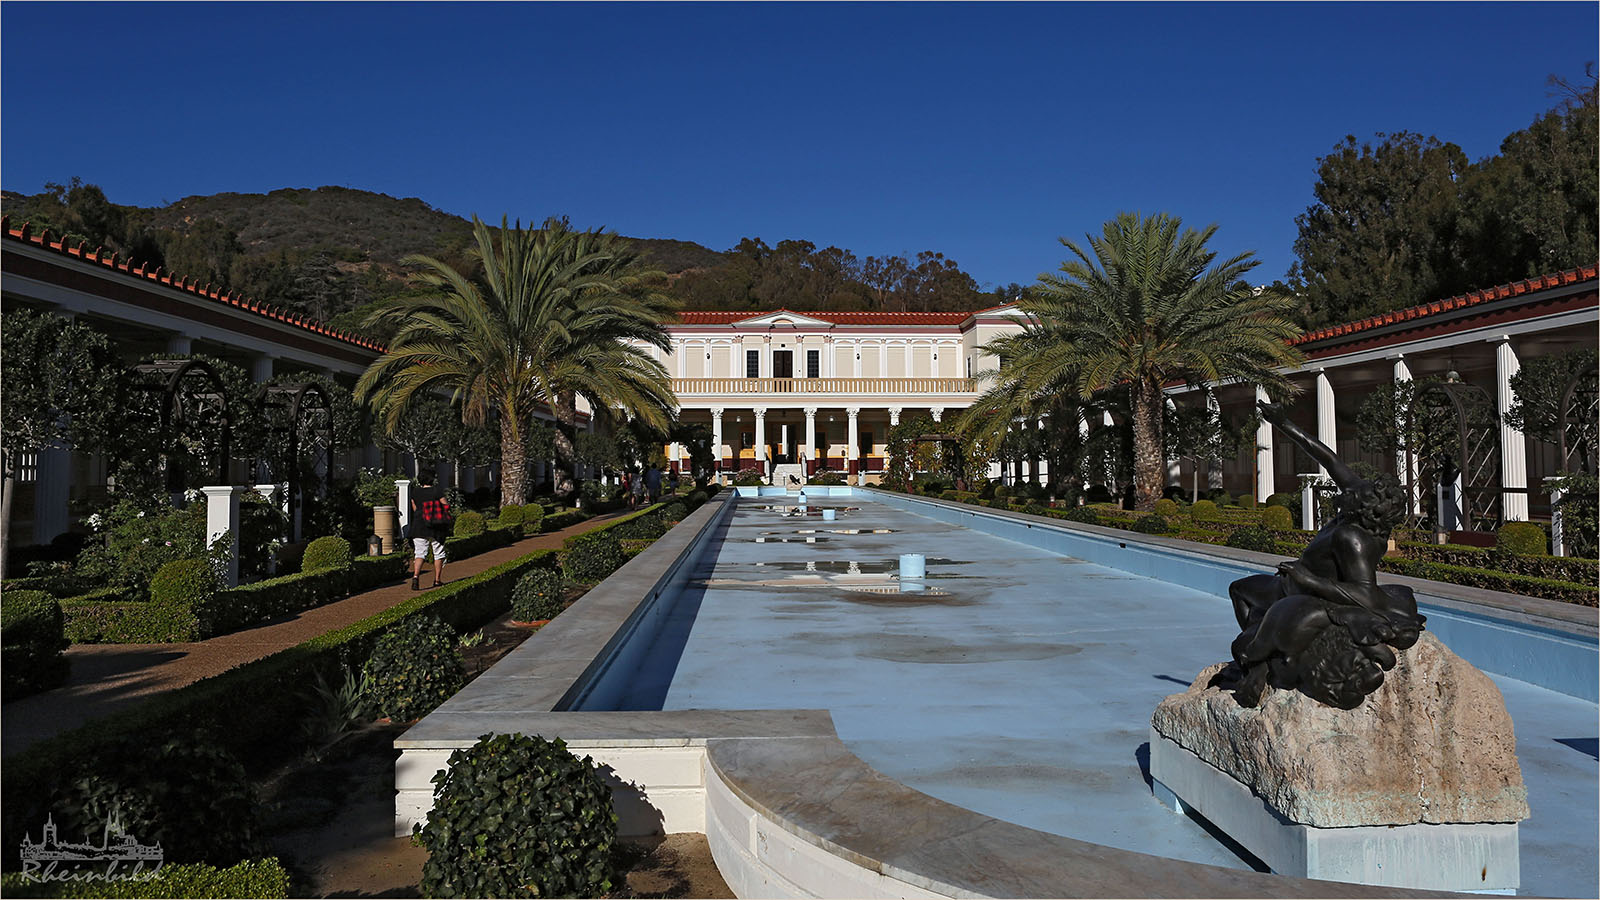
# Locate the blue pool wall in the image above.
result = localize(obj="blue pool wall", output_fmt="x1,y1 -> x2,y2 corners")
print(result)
866,489 -> 1598,702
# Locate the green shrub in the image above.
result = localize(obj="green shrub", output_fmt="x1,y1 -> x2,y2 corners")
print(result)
993,484 -> 1012,500
951,490 -> 980,504
495,504 -> 526,528
53,735 -> 259,864
1260,505 -> 1294,531
1380,557 -> 1595,606
1059,506 -> 1100,525
361,614 -> 465,723
417,733 -> 618,899
1401,542 -> 1598,584
561,531 -> 626,584
687,489 -> 709,509
1131,514 -> 1173,534
2,590 -> 69,700
809,470 -> 846,485
451,510 -> 486,538
356,469 -> 402,507
1495,521 -> 1548,556
301,535 -> 353,573
661,500 -> 689,522
511,569 -> 566,622
519,502 -> 544,531
1236,493 -> 1257,509
732,469 -> 765,486
1022,502 -> 1047,516
149,558 -> 218,608
1554,471 -> 1598,558
1,858 -> 290,898
1226,525 -> 1278,553
1265,492 -> 1295,509
542,509 -> 589,532
988,496 -> 1012,510
1189,500 -> 1220,522
940,490 -> 960,501
1152,498 -> 1180,518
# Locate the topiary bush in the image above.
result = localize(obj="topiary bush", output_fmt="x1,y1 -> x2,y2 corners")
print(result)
1495,521 -> 1548,557
1260,505 -> 1294,531
511,569 -> 565,622
1132,514 -> 1173,534
361,614 -> 465,723
661,500 -> 689,522
1060,506 -> 1100,525
1153,498 -> 1180,518
416,732 -> 618,899
1265,492 -> 1295,509
1226,525 -> 1278,553
52,734 -> 260,865
686,489 -> 709,509
301,535 -> 353,573
993,484 -> 1012,501
150,557 -> 219,608
451,510 -> 486,539
520,502 -> 545,532
496,504 -> 526,529
2,590 -> 69,700
561,532 -> 627,584
1237,493 -> 1257,510
1189,499 -> 1220,522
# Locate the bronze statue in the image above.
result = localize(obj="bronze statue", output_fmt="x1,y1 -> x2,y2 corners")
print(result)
1219,401 -> 1425,710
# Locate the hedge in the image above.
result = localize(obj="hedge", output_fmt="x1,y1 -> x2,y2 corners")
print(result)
1398,542 -> 1599,584
0,858 -> 290,898
2,590 -> 69,700
1,548 -> 562,857
541,509 -> 589,532
1379,557 -> 1596,606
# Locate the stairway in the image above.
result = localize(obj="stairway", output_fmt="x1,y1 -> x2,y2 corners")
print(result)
771,463 -> 806,491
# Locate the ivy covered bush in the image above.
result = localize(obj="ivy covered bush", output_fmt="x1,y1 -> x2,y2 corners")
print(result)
2,590 -> 69,700
150,557 -> 219,608
1189,500 -> 1219,521
361,614 -> 465,723
452,510 -> 486,538
1265,492 -> 1295,509
1260,505 -> 1294,531
416,733 -> 618,899
1495,521 -> 1548,556
1132,514 -> 1174,534
496,504 -> 526,528
562,532 -> 626,584
1236,493 -> 1257,510
1152,498 -> 1180,518
661,500 -> 689,522
1226,525 -> 1278,553
1059,506 -> 1100,525
511,569 -> 565,622
52,734 -> 260,864
301,535 -> 353,573
75,499 -> 210,593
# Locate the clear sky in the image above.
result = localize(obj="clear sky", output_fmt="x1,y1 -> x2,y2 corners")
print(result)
2,2 -> 1594,291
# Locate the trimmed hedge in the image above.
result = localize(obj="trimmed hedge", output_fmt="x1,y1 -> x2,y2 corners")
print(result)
2,590 -> 69,700
150,558 -> 217,609
451,510 -> 487,538
495,504 -> 526,528
2,548 -> 562,857
1495,522 -> 1547,556
301,536 -> 353,573
1265,492 -> 1295,509
1380,557 -> 1596,606
1399,543 -> 1599,586
1260,506 -> 1294,531
1152,499 -> 1180,518
541,509 -> 589,532
0,859 -> 290,898
1132,514 -> 1174,534
561,532 -> 626,584
1189,500 -> 1220,522
511,568 -> 566,622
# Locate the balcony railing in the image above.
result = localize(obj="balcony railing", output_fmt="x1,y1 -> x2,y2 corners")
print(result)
672,377 -> 977,395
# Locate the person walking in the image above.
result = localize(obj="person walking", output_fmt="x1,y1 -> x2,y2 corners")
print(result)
407,467 -> 452,590
644,463 -> 662,503
623,471 -> 636,511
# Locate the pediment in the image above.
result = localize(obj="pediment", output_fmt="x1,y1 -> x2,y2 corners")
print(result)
731,310 -> 833,328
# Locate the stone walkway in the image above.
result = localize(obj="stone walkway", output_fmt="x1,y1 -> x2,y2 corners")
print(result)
1,511 -> 624,757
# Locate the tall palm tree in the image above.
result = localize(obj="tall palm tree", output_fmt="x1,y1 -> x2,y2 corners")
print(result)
356,216 -> 677,507
969,212 -> 1303,510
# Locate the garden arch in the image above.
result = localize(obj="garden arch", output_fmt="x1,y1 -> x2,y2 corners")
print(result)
1416,377 -> 1501,531
1558,366 -> 1598,474
257,381 -> 333,542
130,358 -> 232,496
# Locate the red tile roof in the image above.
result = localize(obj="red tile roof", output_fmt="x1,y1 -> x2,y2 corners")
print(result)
1292,264 -> 1597,346
1,216 -> 388,352
676,309 -> 979,325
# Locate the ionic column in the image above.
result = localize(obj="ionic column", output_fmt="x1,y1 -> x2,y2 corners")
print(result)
1495,338 -> 1530,521
1255,385 -> 1275,502
675,340 -> 685,378
1315,370 -> 1336,479
1205,391 -> 1224,490
1164,397 -> 1181,488
804,407 -> 817,468
711,408 -> 724,475
754,407 -> 768,471
846,407 -> 861,473
885,407 -> 901,471
1102,410 -> 1116,490
904,342 -> 915,378
167,334 -> 192,355
930,407 -> 943,423
1392,356 -> 1420,515
852,343 -> 862,378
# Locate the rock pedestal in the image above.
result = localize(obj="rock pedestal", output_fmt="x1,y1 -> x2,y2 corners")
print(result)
1149,632 -> 1530,891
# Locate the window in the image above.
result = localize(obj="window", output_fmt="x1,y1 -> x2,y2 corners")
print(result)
806,349 -> 820,378
773,350 -> 793,378
746,349 -> 759,378
967,357 -> 972,379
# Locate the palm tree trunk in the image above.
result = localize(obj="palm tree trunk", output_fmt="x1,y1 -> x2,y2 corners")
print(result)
499,415 -> 526,508
1,455 -> 14,583
552,395 -> 578,497
1132,378 -> 1166,511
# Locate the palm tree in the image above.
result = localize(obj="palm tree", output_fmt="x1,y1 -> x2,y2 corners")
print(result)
356,216 -> 677,507
967,212 -> 1302,510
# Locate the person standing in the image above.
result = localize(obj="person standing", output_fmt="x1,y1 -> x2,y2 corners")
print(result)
644,463 -> 662,504
408,467 -> 452,590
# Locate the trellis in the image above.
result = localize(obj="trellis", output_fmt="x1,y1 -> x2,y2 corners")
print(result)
1417,379 -> 1501,531
1558,367 -> 1598,474
257,382 -> 333,542
130,358 -> 232,495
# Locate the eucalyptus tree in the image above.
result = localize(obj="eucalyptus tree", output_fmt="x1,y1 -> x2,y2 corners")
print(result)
356,216 -> 676,507
976,212 -> 1303,510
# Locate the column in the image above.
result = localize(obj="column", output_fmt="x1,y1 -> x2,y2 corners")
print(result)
1315,370 -> 1336,479
167,334 -> 192,355
1392,356 -> 1420,515
1495,338 -> 1530,521
804,408 -> 817,471
1164,397 -> 1181,489
1255,386 -> 1275,502
905,342 -> 915,378
711,408 -> 724,476
1102,410 -> 1116,490
852,343 -> 862,378
762,336 -> 772,378
824,337 -> 835,378
674,340 -> 685,378
202,485 -> 243,587
754,407 -> 768,474
1036,418 -> 1049,484
251,354 -> 276,481
846,407 -> 861,474
885,407 -> 901,472
668,441 -> 682,476
396,479 -> 413,543
1205,392 -> 1224,490
930,407 -> 943,423
34,443 -> 71,544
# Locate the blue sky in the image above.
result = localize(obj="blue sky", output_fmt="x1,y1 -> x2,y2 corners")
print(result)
3,2 -> 1594,291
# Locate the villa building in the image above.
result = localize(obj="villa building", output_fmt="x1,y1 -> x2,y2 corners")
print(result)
3,216 -> 1595,546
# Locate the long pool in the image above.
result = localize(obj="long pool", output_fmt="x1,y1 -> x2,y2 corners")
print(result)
587,495 -> 1599,897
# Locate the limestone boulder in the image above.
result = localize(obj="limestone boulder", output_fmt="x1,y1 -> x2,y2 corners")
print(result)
1151,631 -> 1529,827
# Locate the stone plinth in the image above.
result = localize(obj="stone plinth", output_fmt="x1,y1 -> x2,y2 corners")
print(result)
1150,632 -> 1530,891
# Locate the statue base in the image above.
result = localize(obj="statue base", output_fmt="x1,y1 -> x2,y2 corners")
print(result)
1151,730 -> 1520,893
1149,632 -> 1529,893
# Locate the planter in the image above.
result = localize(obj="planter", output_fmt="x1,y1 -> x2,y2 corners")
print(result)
374,506 -> 399,554
509,619 -> 551,629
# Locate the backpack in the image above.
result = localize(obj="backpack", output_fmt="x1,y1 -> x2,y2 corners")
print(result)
420,496 -> 454,527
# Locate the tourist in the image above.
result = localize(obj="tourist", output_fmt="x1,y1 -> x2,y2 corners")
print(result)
644,463 -> 662,503
407,467 -> 452,590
